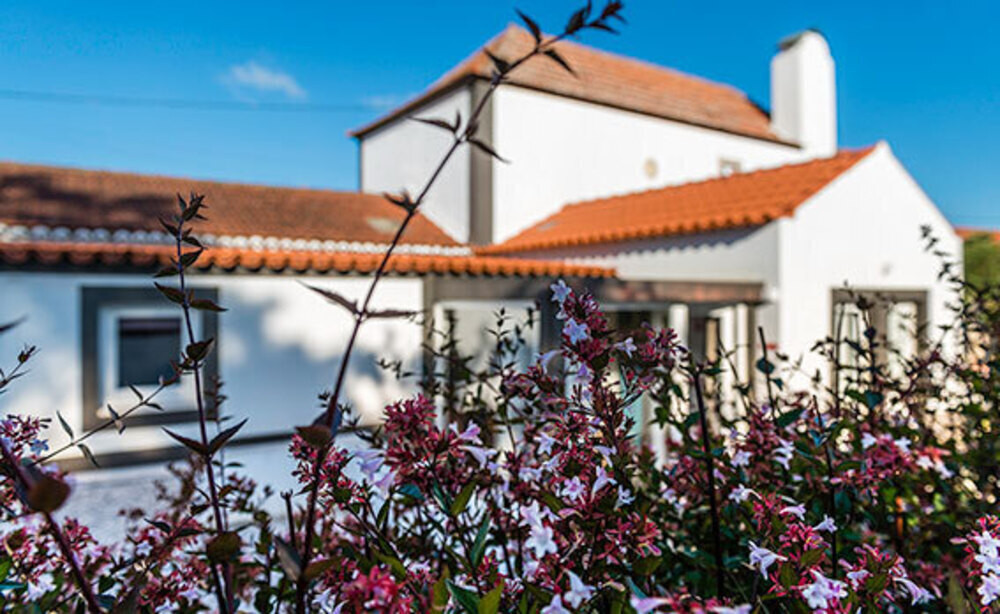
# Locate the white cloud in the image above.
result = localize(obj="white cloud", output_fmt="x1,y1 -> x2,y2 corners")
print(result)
224,60 -> 306,100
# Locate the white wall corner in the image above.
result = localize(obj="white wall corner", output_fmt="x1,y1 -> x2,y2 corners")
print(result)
770,30 -> 837,158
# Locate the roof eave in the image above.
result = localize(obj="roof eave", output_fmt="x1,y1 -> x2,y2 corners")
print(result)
349,75 -> 479,140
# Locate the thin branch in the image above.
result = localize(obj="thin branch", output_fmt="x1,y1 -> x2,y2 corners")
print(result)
170,210 -> 234,614
31,384 -> 167,466
292,6 -> 624,610
692,367 -> 724,598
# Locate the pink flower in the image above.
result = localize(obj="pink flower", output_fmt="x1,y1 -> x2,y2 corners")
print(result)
563,319 -> 589,344
800,570 -> 847,610
560,476 -> 586,503
591,466 -> 616,497
748,541 -> 786,578
541,594 -> 570,614
527,524 -> 558,559
563,571 -> 595,607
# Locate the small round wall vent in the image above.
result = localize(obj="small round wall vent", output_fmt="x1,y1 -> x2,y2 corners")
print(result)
643,158 -> 658,180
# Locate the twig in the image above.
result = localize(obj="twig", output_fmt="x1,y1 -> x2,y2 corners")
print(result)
31,384 -> 167,466
170,207 -> 234,614
692,367 -> 725,598
291,14 -> 615,611
757,327 -> 779,417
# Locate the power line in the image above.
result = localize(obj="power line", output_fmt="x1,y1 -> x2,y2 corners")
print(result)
0,88 -> 384,113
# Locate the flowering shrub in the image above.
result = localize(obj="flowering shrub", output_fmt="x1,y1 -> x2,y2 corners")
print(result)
4,270 -> 1000,612
1,3 -> 1000,613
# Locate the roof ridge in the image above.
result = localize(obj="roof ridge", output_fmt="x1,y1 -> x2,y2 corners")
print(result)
350,22 -> 787,142
498,24 -> 756,100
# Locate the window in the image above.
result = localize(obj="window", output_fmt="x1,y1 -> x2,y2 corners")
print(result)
719,159 -> 742,177
82,287 -> 219,430
117,317 -> 181,387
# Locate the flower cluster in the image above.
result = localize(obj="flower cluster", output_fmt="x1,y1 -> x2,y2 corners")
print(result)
3,274 -> 1000,612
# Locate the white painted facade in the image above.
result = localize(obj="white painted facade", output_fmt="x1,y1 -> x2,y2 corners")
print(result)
0,272 -> 424,462
489,87 -> 805,243
359,82 -> 806,244
356,31 -> 845,245
496,143 -> 963,377
360,88 -> 473,242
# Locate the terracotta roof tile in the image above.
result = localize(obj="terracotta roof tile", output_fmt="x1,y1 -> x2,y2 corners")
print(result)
0,241 -> 613,278
0,161 -> 457,247
480,147 -> 874,254
352,25 -> 787,144
956,227 -> 1000,241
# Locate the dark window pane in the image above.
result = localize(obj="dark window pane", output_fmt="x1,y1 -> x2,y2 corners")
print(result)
117,317 -> 181,387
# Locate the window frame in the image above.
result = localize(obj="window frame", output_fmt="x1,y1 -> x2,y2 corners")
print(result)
81,286 -> 219,430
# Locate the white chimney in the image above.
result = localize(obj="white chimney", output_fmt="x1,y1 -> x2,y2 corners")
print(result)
770,30 -> 837,158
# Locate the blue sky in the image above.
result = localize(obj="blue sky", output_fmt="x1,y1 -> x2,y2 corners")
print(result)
1,1 -> 997,227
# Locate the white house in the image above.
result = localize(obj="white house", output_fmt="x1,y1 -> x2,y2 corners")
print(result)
354,25 -> 961,386
0,24 -> 960,485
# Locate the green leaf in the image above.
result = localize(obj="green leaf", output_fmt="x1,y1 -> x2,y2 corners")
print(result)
191,298 -> 227,312
755,357 -> 775,375
206,531 -> 241,563
208,418 -> 247,455
154,282 -> 185,305
107,405 -> 125,434
179,249 -> 202,268
478,582 -> 503,614
78,443 -> 100,467
543,48 -> 575,75
374,551 -> 407,581
450,482 -> 476,517
303,558 -> 338,581
633,555 -> 662,576
516,9 -> 542,43
431,569 -> 451,612
294,424 -> 332,449
185,339 -> 214,362
163,428 -> 208,456
274,536 -> 302,582
469,515 -> 490,568
863,390 -> 884,409
469,139 -> 508,163
56,410 -> 74,440
776,408 -> 804,429
447,580 -> 480,614
411,116 -> 458,133
302,284 -> 359,315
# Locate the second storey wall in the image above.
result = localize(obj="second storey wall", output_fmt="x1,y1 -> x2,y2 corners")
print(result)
491,86 -> 806,243
360,87 -> 473,242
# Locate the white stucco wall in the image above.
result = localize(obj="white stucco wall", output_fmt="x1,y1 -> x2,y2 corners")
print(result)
500,143 -> 961,384
776,142 -> 962,373
0,272 -> 424,461
490,86 -> 806,243
359,87 -> 473,242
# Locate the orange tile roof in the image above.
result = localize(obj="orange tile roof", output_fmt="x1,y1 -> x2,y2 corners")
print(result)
956,227 -> 1000,241
351,25 -> 790,144
0,161 -> 457,247
0,241 -> 614,278
480,147 -> 875,254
